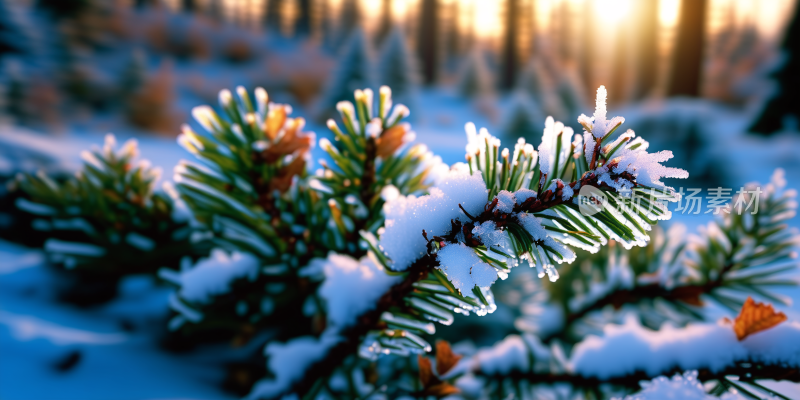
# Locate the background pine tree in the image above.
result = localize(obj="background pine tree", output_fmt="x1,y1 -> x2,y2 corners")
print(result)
749,1 -> 800,134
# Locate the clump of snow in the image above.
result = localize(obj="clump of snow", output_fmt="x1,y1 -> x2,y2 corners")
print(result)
176,249 -> 259,304
494,190 -> 516,213
317,253 -> 402,330
514,188 -> 537,203
380,168 -> 488,271
246,330 -> 342,400
437,243 -> 498,294
517,213 -> 548,241
618,371 -> 745,400
571,315 -> 800,380
472,221 -> 514,253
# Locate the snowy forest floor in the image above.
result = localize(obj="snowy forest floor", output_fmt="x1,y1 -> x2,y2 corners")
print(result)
2,87 -> 800,399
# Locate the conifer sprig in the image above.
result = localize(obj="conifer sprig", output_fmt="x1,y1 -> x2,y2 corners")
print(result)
286,86 -> 690,398
313,86 -> 444,251
16,134 -> 197,303
168,86 -> 329,339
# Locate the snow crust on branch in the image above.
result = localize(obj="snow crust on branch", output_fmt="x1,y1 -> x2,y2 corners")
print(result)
437,243 -> 498,293
571,315 -> 800,380
380,167 -> 488,271
176,249 -> 259,304
246,330 -> 343,400
315,253 -> 402,329
442,333 -> 551,378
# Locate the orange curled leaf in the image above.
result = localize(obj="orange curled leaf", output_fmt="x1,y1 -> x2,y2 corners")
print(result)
264,105 -> 287,140
435,340 -> 462,376
262,118 -> 312,164
417,355 -> 434,388
375,124 -> 406,158
422,382 -> 460,397
733,297 -> 787,341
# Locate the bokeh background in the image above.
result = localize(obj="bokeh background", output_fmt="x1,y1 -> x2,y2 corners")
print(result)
1,0 -> 799,399
0,0 -> 798,195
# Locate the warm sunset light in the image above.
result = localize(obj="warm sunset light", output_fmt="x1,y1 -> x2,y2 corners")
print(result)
659,0 -> 681,27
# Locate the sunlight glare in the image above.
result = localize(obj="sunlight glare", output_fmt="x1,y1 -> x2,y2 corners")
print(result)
659,0 -> 681,27
594,0 -> 632,22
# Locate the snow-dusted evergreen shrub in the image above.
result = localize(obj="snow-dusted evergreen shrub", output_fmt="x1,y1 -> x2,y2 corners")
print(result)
456,49 -> 495,99
163,85 -> 443,355
314,28 -> 374,121
377,27 -> 419,111
500,90 -> 546,142
15,134 -> 202,304
516,56 -> 569,122
440,169 -> 800,399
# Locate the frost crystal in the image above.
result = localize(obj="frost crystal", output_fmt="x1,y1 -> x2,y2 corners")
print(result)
580,85 -> 625,140
381,168 -> 488,271
611,147 -> 689,191
583,131 -> 596,165
437,243 -> 498,294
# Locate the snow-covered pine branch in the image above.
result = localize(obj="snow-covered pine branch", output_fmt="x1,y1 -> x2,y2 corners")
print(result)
167,87 -> 329,341
15,134 -> 199,304
281,86 -> 689,398
446,309 -> 800,399
379,85 -> 687,303
516,169 -> 800,342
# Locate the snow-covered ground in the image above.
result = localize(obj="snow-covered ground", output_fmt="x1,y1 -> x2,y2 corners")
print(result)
0,240 -> 241,400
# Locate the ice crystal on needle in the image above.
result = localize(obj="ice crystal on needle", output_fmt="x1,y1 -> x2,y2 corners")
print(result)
578,85 -> 625,140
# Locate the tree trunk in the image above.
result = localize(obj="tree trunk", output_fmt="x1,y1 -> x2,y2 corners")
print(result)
609,26 -> 632,106
417,0 -> 439,85
667,0 -> 708,97
295,0 -> 312,36
631,0 -> 659,99
500,0 -> 520,90
579,0 -> 595,96
375,0 -> 393,46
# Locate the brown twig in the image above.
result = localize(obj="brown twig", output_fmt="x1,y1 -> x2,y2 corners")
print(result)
477,363 -> 800,389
